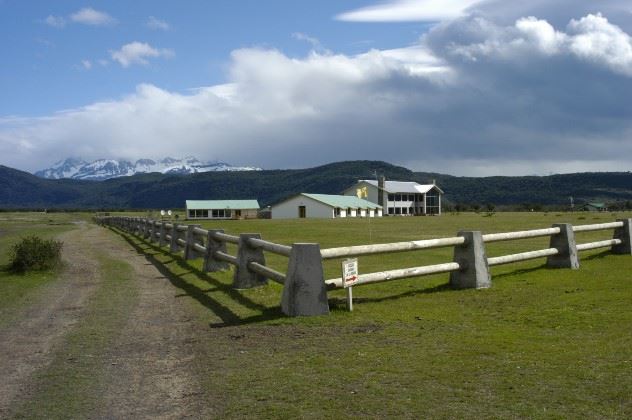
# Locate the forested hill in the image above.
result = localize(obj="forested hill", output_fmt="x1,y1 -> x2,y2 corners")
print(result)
1,162 -> 631,209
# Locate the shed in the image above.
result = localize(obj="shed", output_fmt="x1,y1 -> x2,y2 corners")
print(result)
185,200 -> 260,220
579,202 -> 608,212
270,193 -> 383,219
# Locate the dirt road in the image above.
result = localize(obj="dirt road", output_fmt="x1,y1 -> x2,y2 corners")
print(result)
0,223 -> 212,418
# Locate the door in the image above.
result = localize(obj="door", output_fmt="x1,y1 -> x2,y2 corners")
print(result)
298,205 -> 306,218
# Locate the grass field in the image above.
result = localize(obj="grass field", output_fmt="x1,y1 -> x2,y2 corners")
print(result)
112,211 -> 632,417
0,212 -> 90,326
3,211 -> 632,418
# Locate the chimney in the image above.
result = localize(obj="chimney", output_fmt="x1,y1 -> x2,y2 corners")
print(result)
378,175 -> 385,207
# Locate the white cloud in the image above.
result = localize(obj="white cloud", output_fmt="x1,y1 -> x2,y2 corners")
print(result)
336,0 -> 482,22
439,13 -> 632,77
292,32 -> 328,54
44,15 -> 66,28
110,42 -> 174,67
81,60 -> 92,70
146,16 -> 170,31
70,7 -> 115,26
5,5 -> 632,176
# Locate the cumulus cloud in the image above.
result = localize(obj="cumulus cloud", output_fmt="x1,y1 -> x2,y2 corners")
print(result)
81,60 -> 92,70
5,3 -> 632,176
146,16 -> 170,31
44,15 -> 66,28
110,42 -> 174,67
70,7 -> 116,26
436,13 -> 632,77
336,0 -> 483,22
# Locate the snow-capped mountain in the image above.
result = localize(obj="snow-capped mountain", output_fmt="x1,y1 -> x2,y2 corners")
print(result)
35,157 -> 261,181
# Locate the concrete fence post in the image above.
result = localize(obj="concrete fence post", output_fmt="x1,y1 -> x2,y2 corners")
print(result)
170,223 -> 182,253
449,231 -> 491,289
203,229 -> 230,272
158,222 -> 167,247
150,220 -> 158,243
612,218 -> 632,255
143,219 -> 151,240
233,233 -> 267,289
281,243 -> 329,316
184,225 -> 203,260
546,223 -> 579,269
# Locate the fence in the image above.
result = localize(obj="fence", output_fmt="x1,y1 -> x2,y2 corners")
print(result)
95,216 -> 632,317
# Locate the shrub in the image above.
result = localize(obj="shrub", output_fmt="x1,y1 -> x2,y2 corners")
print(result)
9,236 -> 63,272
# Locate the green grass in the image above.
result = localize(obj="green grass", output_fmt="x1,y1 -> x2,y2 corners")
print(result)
0,212 -> 87,324
110,211 -> 632,418
12,253 -> 138,419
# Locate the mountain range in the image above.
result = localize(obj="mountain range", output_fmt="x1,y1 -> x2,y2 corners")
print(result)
34,157 -> 260,180
1,160 -> 631,210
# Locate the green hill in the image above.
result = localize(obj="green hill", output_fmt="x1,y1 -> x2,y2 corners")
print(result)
1,162 -> 631,209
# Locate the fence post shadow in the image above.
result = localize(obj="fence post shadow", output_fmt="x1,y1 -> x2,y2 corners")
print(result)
114,228 -> 284,327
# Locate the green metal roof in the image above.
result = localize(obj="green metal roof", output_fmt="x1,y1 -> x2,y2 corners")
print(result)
302,193 -> 382,209
186,200 -> 260,210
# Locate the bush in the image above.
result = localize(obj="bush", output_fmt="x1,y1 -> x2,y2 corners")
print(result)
9,236 -> 63,272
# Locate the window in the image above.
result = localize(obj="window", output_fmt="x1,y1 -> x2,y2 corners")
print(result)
395,208 -> 401,215
211,209 -> 231,218
402,207 -> 407,215
335,208 -> 341,217
188,210 -> 195,218
388,194 -> 395,202
408,194 -> 415,202
388,207 -> 394,215
395,194 -> 401,201
298,206 -> 306,218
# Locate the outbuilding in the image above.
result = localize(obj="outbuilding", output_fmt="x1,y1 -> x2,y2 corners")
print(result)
270,193 -> 383,219
342,178 -> 443,216
185,200 -> 259,220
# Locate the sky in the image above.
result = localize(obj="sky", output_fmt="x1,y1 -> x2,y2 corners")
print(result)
1,0 -> 632,176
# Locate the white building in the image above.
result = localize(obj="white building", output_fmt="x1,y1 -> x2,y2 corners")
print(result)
186,200 -> 260,220
270,193 -> 383,219
342,179 -> 443,216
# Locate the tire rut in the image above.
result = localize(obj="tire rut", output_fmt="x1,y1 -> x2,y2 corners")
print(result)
94,230 -> 208,419
0,223 -> 102,416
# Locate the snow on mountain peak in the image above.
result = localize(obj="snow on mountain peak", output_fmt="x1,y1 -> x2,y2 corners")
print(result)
34,157 -> 261,180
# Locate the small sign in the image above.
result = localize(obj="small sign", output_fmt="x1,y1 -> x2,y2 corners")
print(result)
342,258 -> 359,288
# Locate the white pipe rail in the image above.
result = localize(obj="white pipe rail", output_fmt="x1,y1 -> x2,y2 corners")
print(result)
247,237 -> 292,257
482,227 -> 560,243
573,221 -> 623,232
487,248 -> 559,267
214,251 -> 238,265
576,239 -> 622,251
193,243 -> 207,253
325,262 -> 461,289
248,262 -> 286,284
320,237 -> 465,260
193,227 -> 208,236
212,231 -> 240,244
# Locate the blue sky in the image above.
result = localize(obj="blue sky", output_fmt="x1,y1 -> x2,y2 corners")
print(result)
1,0 -> 426,116
2,0 -> 632,176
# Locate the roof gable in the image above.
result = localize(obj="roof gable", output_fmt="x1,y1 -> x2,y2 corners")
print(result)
358,180 -> 443,194
186,200 -> 260,210
301,193 -> 382,209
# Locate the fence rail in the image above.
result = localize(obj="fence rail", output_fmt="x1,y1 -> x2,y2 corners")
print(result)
94,215 -> 632,317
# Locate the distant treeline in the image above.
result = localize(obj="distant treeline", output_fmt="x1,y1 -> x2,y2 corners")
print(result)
1,161 -> 632,210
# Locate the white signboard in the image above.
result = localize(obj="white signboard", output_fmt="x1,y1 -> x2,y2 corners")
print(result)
342,258 -> 359,288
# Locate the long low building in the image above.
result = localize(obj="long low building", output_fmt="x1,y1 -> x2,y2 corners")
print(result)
185,200 -> 259,220
271,193 -> 383,219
